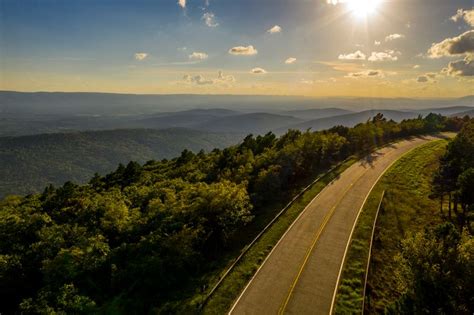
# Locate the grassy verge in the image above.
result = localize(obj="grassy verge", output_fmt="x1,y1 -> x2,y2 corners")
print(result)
333,139 -> 448,314
198,157 -> 358,314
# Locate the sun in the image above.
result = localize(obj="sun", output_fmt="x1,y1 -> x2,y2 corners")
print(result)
346,0 -> 381,18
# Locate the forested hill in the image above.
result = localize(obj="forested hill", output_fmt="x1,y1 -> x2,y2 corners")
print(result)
0,128 -> 242,197
0,113 -> 470,314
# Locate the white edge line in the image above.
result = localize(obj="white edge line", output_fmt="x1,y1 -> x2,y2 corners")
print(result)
228,164 -> 350,314
328,137 -> 438,315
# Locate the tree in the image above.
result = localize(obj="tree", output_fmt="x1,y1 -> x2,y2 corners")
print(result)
390,223 -> 474,314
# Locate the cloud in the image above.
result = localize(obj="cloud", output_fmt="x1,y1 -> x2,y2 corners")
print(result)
413,64 -> 420,69
217,71 -> 235,83
326,0 -> 348,4
451,8 -> 474,27
228,45 -> 258,56
188,52 -> 209,60
368,50 -> 400,62
267,25 -> 282,34
374,41 -> 381,46
251,67 -> 267,74
346,69 -> 384,78
301,79 -> 314,85
428,30 -> 474,58
443,56 -> 474,77
178,0 -> 186,8
202,12 -> 218,27
416,75 -> 429,83
183,74 -> 214,85
285,57 -> 297,64
385,33 -> 405,42
416,72 -> 438,83
183,71 -> 236,86
134,53 -> 148,61
338,50 -> 366,60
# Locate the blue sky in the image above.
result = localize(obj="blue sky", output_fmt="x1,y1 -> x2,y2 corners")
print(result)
1,0 -> 473,97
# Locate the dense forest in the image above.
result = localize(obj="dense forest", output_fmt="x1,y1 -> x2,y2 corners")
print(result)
0,128 -> 241,198
388,120 -> 474,314
0,113 -> 469,314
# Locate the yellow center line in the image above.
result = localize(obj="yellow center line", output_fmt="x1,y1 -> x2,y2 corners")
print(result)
278,167 -> 370,315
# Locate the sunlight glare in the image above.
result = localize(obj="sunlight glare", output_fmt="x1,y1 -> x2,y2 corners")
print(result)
346,0 -> 382,18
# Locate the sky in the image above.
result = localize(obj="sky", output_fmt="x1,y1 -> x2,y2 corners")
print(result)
0,0 -> 473,98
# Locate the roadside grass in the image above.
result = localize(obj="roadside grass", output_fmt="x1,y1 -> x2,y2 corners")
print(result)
198,157 -> 359,314
334,139 -> 448,314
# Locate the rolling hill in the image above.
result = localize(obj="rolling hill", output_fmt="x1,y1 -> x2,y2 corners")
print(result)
195,112 -> 304,134
0,128 -> 243,197
282,110 -> 420,132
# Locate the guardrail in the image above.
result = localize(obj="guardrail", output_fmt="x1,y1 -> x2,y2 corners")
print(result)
362,190 -> 385,314
200,158 -> 352,308
202,133 -> 444,310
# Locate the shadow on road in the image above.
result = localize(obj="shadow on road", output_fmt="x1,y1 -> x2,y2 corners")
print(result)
358,151 -> 385,168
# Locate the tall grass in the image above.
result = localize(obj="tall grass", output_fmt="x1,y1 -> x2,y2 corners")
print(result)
334,139 -> 448,314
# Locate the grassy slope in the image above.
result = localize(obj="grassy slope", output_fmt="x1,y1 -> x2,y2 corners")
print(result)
334,139 -> 448,314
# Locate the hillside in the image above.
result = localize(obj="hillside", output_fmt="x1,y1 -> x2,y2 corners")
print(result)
0,114 -> 466,314
282,109 -> 420,132
453,109 -> 474,117
280,108 -> 353,120
0,128 -> 242,197
195,112 -> 304,133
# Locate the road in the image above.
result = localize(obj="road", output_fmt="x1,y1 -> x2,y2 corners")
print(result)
229,135 -> 448,315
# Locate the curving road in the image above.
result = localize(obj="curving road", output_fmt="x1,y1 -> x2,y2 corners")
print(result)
229,135 -> 449,315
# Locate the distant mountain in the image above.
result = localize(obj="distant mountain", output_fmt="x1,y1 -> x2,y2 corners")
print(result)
132,108 -> 241,129
2,91 -> 473,117
194,113 -> 304,134
0,128 -> 243,197
280,108 -> 353,120
452,109 -> 474,117
283,110 -> 419,132
411,106 -> 474,117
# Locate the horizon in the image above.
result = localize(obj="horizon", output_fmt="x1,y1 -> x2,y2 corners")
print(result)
1,90 -> 473,101
1,0 -> 473,98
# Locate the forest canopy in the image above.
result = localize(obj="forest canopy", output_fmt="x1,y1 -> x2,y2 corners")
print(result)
0,113 -> 469,314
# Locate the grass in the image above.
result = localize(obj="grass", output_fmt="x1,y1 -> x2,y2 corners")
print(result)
198,157 -> 359,314
333,139 -> 448,314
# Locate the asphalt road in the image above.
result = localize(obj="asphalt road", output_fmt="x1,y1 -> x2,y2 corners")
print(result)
229,135 -> 448,315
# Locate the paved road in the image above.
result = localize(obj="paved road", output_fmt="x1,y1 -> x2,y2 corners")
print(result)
229,135 -> 448,315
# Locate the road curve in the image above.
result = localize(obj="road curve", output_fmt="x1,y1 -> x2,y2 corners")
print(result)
229,135 -> 448,315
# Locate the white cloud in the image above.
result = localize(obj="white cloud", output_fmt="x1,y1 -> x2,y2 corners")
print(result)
188,52 -> 209,60
374,41 -> 381,46
385,33 -> 405,42
178,0 -> 186,8
368,50 -> 399,62
134,53 -> 148,61
428,30 -> 474,58
443,56 -> 474,77
183,74 -> 214,85
338,50 -> 366,60
202,12 -> 218,27
413,64 -> 420,69
285,57 -> 297,64
251,67 -> 267,74
451,8 -> 474,27
228,45 -> 258,56
267,25 -> 282,34
183,71 -> 236,86
346,69 -> 384,78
